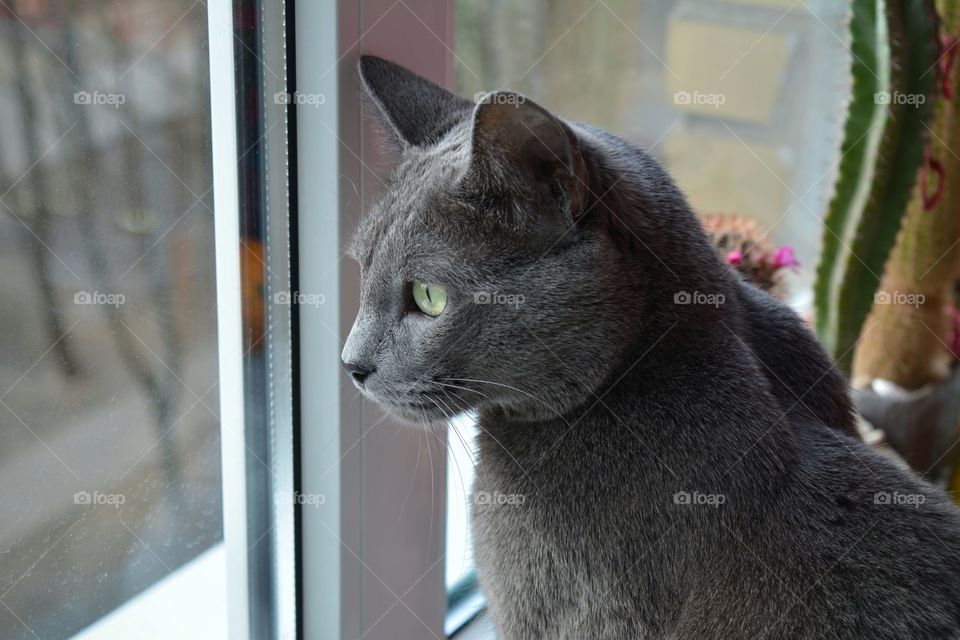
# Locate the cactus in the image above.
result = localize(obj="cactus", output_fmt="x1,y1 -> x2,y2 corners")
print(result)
701,213 -> 799,298
814,0 -> 940,372
852,0 -> 960,389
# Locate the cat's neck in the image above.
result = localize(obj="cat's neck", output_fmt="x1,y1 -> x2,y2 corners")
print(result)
474,307 -> 798,494
473,128 -> 800,495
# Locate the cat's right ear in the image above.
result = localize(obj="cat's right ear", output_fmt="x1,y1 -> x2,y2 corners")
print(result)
358,55 -> 473,151
463,92 -> 588,230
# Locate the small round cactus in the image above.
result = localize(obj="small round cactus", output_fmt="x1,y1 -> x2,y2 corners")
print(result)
702,213 -> 799,297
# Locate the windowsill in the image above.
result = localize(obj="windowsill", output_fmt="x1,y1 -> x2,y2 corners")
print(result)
447,586 -> 485,636
71,543 -> 227,640
453,611 -> 495,639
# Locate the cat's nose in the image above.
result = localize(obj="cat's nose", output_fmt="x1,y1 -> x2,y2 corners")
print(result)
343,361 -> 373,385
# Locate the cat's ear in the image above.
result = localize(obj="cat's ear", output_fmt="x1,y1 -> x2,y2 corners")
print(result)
358,55 -> 473,150
465,92 -> 587,226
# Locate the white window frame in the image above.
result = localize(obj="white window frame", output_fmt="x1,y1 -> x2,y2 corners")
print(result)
210,2 -> 474,638
297,2 -> 455,639
210,0 -> 297,638
207,0 -> 249,636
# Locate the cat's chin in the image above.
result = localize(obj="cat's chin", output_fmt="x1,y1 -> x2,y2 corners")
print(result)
380,399 -> 452,426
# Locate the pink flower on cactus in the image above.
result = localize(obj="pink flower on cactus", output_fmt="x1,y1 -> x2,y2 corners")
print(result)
726,250 -> 744,265
770,245 -> 800,270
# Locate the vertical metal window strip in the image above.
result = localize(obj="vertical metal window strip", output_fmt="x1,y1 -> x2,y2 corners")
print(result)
212,0 -> 297,637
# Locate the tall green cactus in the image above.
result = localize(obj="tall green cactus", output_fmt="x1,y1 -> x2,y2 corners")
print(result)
853,0 -> 960,389
814,0 -> 940,372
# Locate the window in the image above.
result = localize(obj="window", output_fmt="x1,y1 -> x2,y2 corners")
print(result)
0,2 -> 856,639
296,4 -> 453,638
453,0 -> 850,303
446,416 -> 482,633
0,2 -> 221,638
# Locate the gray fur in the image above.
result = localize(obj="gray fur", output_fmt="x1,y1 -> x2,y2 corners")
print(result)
343,55 -> 960,639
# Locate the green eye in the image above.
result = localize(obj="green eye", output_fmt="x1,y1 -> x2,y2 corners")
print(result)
412,280 -> 447,316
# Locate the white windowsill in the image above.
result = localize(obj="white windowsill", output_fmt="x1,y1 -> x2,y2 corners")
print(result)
71,543 -> 227,640
454,611 -> 495,639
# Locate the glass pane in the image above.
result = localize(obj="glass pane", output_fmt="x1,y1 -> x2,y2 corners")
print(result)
454,0 -> 849,303
445,415 -> 477,592
0,2 -> 219,638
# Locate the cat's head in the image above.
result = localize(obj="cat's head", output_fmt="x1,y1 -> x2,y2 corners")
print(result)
341,56 -> 658,424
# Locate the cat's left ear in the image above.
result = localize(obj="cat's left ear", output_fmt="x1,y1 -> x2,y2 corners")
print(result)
464,92 -> 588,227
358,55 -> 473,150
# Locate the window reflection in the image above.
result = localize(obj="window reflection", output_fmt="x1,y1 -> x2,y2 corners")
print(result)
0,2 -> 219,638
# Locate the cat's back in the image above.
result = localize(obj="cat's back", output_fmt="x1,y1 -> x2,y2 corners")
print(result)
473,403 -> 960,639
679,423 -> 960,639
792,424 -> 960,634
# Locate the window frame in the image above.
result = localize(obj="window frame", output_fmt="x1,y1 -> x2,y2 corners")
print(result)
208,0 -> 253,636
209,0 -> 297,638
138,1 -> 855,638
296,1 -> 456,639
213,1 -> 477,638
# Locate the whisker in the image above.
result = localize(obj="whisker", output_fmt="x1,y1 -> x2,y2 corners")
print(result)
423,406 -> 437,556
395,428 -> 424,526
435,380 -> 490,399
441,376 -> 567,423
436,388 -> 490,582
433,392 -> 461,421
439,388 -> 485,477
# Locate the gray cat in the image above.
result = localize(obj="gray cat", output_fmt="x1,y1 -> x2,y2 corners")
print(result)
342,55 -> 960,639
